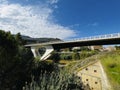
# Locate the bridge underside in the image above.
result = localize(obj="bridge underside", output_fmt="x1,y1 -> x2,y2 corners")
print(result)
52,38 -> 120,49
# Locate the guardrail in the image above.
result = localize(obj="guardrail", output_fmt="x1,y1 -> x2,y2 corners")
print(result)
71,33 -> 120,41
26,33 -> 120,45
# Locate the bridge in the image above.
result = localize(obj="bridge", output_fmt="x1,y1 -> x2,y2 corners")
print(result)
25,33 -> 120,60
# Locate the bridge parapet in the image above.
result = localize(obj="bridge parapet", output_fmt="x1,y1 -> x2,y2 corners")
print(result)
71,33 -> 120,42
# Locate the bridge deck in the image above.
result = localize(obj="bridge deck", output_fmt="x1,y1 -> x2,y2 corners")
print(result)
25,33 -> 120,49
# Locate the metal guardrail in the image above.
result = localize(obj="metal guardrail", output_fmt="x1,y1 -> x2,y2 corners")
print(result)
25,33 -> 120,46
42,33 -> 120,44
71,33 -> 120,42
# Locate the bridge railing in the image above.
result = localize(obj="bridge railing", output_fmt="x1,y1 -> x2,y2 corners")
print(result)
71,33 -> 120,42
35,33 -> 120,44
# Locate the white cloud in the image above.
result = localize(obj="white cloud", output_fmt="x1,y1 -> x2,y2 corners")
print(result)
48,0 -> 59,4
0,0 -> 76,39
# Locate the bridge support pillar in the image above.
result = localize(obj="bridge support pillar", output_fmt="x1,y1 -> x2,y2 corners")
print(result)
31,47 -> 40,58
31,45 -> 54,61
41,45 -> 54,60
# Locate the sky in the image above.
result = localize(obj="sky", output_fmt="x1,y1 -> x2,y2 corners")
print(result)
0,0 -> 120,40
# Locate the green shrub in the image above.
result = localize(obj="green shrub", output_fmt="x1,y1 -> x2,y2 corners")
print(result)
59,53 -> 72,60
50,52 -> 60,63
23,69 -> 84,90
72,51 -> 80,60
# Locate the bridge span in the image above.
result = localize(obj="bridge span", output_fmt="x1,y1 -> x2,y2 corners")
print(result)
25,33 -> 120,60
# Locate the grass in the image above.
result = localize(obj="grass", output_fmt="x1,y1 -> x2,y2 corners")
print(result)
46,59 -> 78,66
100,51 -> 120,90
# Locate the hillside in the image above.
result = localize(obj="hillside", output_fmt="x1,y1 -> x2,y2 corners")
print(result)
21,35 -> 62,44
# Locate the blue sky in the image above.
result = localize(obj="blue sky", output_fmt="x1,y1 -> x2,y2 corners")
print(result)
54,0 -> 120,37
0,0 -> 120,40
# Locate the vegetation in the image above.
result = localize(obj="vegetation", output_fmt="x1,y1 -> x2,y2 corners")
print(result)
80,50 -> 98,59
115,46 -> 120,50
28,59 -> 90,90
0,30 -> 100,90
23,69 -> 86,90
100,51 -> 120,90
0,30 -> 86,90
60,53 -> 72,60
51,50 -> 98,61
50,51 -> 60,63
0,30 -> 34,90
72,50 -> 80,60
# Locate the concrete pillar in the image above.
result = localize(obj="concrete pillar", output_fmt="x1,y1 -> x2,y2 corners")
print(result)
41,45 -> 54,60
31,47 -> 41,58
31,45 -> 54,61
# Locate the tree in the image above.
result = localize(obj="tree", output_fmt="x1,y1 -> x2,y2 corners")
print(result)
15,33 -> 26,45
51,51 -> 60,63
115,46 -> 120,50
0,30 -> 34,90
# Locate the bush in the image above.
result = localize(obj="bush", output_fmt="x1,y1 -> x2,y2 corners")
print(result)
64,55 -> 72,60
80,51 -> 98,59
50,52 -> 60,63
32,61 -> 58,76
108,63 -> 117,68
72,51 -> 80,60
23,69 -> 85,90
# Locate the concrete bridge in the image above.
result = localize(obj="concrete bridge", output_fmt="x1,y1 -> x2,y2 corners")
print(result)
25,33 -> 120,60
